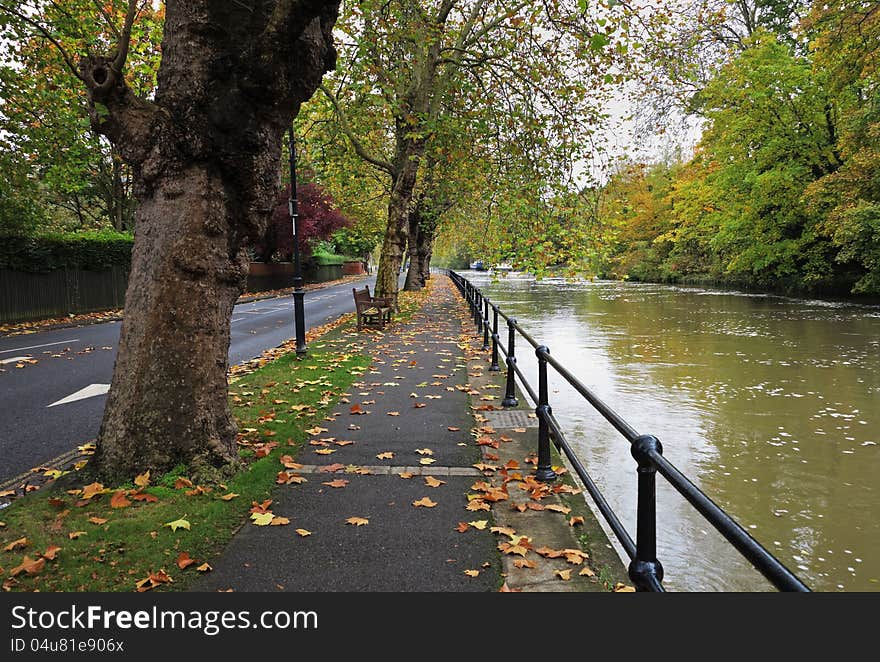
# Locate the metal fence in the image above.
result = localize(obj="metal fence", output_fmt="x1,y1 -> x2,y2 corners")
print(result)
447,269 -> 810,592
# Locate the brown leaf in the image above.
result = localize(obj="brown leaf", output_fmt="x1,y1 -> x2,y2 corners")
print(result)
535,547 -> 564,558
0,489 -> 16,497
295,529 -> 312,537
349,404 -> 366,415
412,497 -> 437,508
345,517 -> 369,526
3,537 -> 27,552
110,491 -> 131,509
269,516 -> 290,526
88,517 -> 108,525
413,403 -> 427,409
512,427 -> 527,433
47,497 -> 65,508
415,448 -> 433,456
81,482 -> 106,499
250,499 -> 272,514
375,452 -> 394,460
131,491 -> 159,502
176,552 -> 196,570
280,455 -> 303,469
490,526 -> 516,537
68,531 -> 87,539
504,459 -> 520,470
42,545 -> 61,560
544,504 -> 571,514
399,472 -> 414,479
579,567 -> 596,577
305,426 -> 329,434
10,555 -> 45,577
513,558 -> 537,569
424,476 -> 445,488
174,477 -> 194,489
322,479 -> 349,488
218,493 -> 239,501
613,583 -> 636,592
455,522 -> 469,533
555,569 -> 572,581
134,470 -> 151,488
319,463 -> 346,473
466,499 -> 490,512
569,516 -> 585,527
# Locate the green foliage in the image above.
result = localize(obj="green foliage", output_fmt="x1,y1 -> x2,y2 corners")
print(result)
0,230 -> 133,273
331,225 -> 381,260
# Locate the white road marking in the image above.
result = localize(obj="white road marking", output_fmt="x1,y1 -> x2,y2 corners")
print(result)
0,339 -> 80,354
48,383 -> 110,407
0,356 -> 31,365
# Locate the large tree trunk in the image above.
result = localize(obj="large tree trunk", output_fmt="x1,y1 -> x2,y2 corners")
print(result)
80,1 -> 340,482
403,207 -> 423,291
418,227 -> 436,284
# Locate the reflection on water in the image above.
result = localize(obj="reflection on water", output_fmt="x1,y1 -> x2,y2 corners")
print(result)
462,271 -> 880,592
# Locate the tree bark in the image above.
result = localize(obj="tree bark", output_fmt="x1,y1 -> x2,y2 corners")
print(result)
404,206 -> 423,291
81,0 -> 340,482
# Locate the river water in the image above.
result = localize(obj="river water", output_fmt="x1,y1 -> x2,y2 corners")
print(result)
460,270 -> 880,592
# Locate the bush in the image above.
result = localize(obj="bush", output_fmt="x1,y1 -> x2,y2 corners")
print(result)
0,230 -> 134,273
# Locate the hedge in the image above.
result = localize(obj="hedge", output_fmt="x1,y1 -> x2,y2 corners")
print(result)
0,231 -> 134,273
311,251 -> 350,266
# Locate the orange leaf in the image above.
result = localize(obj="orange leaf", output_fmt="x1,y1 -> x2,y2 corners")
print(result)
513,558 -> 537,569
81,482 -> 106,499
3,537 -> 27,552
131,492 -> 159,502
42,545 -> 61,561
176,552 -> 196,570
504,459 -> 520,470
544,504 -> 571,514
456,522 -> 469,533
47,497 -> 65,508
613,583 -> 636,592
88,517 -> 108,525
68,531 -> 86,539
579,567 -> 596,577
314,448 -> 336,455
569,516 -> 585,527
424,476 -> 445,488
399,472 -> 414,479
174,477 -> 193,489
555,569 -> 572,581
250,499 -> 272,514
412,497 -> 437,508
134,471 -> 151,488
110,491 -> 131,509
345,517 -> 369,526
10,555 -> 45,577
349,404 -> 365,415
322,479 -> 349,488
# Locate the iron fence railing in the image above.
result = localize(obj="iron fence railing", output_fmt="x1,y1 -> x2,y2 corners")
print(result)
447,269 -> 810,592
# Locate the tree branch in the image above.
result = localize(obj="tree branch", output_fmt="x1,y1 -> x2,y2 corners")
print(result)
0,3 -> 84,81
320,83 -> 396,176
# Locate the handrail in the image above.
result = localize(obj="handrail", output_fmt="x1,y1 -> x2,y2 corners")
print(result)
446,269 -> 810,592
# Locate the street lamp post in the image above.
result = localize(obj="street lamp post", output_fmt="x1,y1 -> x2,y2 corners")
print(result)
289,126 -> 307,355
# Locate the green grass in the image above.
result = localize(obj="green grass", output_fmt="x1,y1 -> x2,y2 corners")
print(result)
0,339 -> 370,592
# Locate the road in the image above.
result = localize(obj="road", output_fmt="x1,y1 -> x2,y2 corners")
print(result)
0,276 -> 375,486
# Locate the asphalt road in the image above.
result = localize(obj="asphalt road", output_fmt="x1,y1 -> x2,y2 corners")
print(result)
0,276 -> 375,485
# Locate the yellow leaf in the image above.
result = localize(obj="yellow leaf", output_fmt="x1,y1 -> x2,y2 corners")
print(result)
412,497 -> 437,508
415,448 -> 433,456
134,470 -> 151,488
490,526 -> 516,537
463,569 -> 480,577
3,537 -> 28,551
544,504 -> 571,514
218,493 -> 239,501
579,567 -> 596,577
346,517 -> 369,526
164,517 -> 191,532
424,476 -> 445,488
555,569 -> 572,581
251,512 -> 274,526
376,452 -> 394,460
613,583 -> 636,592
468,520 -> 488,530
295,529 -> 312,537
88,517 -> 108,525
419,458 -> 436,465
68,531 -> 87,539
314,448 -> 336,455
196,562 -> 212,572
305,426 -> 328,435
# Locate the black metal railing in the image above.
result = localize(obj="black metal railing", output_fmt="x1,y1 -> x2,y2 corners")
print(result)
447,269 -> 810,592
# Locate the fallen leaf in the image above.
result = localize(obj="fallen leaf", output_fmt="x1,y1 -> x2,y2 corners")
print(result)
314,448 -> 336,455
322,479 -> 349,488
295,529 -> 312,537
544,504 -> 572,514
579,567 -> 596,577
614,583 -> 636,592
134,471 -> 151,488
218,493 -> 239,501
468,520 -> 488,530
423,476 -> 445,488
305,426 -> 329,434
251,512 -> 275,526
376,452 -> 394,460
81,482 -> 106,499
447,427 -> 460,431
176,552 -> 196,570
490,526 -> 516,536
346,517 -> 369,526
164,517 -> 191,532
349,405 -> 366,415
413,403 -> 426,408
555,569 -> 572,581
88,516 -> 108,525
569,516 -> 585,527
387,411 -> 400,416
463,569 -> 480,577
456,522 -> 469,533
196,562 -> 212,572
269,516 -> 290,526
131,492 -> 159,503
47,497 -> 65,508
514,558 -> 537,569
3,537 -> 27,552
399,472 -> 414,479
250,499 -> 273,514
68,531 -> 86,539
10,555 -> 45,577
320,463 -> 346,473
110,491 -> 131,509
466,499 -> 490,512
415,448 -> 433,456
42,545 -> 61,560
513,428 -> 527,433
0,489 -> 16,497
413,497 -> 437,508
419,458 -> 436,465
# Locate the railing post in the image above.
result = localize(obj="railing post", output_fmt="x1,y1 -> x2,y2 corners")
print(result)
502,318 -> 518,407
535,346 -> 557,482
482,298 -> 490,350
489,307 -> 500,371
628,434 -> 665,591
476,291 -> 483,332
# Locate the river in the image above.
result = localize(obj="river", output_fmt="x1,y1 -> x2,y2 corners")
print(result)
459,270 -> 880,592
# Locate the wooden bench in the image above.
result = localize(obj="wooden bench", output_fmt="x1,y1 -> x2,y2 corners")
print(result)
353,286 -> 393,331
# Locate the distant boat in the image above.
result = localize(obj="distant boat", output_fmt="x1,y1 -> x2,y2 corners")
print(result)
493,263 -> 513,272
469,260 -> 486,270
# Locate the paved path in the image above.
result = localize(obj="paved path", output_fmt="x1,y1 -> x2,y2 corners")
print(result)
198,276 -> 628,592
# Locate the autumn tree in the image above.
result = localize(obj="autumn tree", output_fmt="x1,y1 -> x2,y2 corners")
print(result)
0,0 -> 341,481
